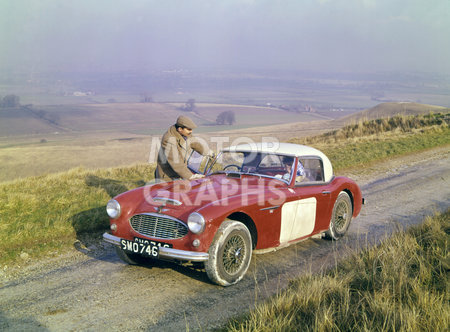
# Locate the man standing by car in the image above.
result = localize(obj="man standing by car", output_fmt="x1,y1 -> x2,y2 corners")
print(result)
155,115 -> 213,181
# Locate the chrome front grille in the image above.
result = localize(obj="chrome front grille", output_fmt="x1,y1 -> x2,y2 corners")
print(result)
129,213 -> 188,239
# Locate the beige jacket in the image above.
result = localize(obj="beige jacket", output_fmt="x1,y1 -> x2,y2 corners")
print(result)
156,125 -> 209,181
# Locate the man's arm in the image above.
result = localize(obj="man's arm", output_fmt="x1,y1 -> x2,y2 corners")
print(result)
190,137 -> 214,157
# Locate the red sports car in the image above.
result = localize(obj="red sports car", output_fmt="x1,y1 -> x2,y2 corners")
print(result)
103,143 -> 363,286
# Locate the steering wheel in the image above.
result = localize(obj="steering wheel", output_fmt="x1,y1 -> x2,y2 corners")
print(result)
223,164 -> 241,172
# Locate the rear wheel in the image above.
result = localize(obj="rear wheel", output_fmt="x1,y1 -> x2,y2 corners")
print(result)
115,246 -> 150,265
205,220 -> 252,286
325,191 -> 352,240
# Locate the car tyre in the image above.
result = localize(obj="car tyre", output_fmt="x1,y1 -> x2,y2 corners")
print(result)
325,191 -> 352,240
115,246 -> 150,265
205,219 -> 252,286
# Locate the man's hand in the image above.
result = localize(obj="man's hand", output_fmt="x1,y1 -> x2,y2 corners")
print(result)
190,173 -> 205,180
207,150 -> 216,159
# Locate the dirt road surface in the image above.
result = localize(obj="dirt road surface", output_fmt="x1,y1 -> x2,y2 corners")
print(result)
0,147 -> 449,331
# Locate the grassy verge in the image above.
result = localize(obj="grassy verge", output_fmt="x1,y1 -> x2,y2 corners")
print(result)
289,113 -> 449,170
0,164 -> 155,266
222,210 -> 450,331
317,126 -> 448,171
0,113 -> 448,267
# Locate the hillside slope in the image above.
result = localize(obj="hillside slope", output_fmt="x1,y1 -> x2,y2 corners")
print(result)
339,102 -> 449,124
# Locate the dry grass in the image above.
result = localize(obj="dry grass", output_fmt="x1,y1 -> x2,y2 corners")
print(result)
222,210 -> 450,331
294,112 -> 449,144
0,135 -> 151,182
340,102 -> 449,124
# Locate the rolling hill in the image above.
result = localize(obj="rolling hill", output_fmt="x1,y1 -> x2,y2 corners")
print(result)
339,102 -> 449,124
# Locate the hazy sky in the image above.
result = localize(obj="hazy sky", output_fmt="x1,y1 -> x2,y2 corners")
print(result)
1,0 -> 449,74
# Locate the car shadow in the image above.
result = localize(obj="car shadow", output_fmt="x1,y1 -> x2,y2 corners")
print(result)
0,310 -> 50,331
84,174 -> 137,197
131,259 -> 211,284
69,175 -> 134,260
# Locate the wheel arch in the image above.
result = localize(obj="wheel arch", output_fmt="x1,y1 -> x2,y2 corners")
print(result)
341,188 -> 354,214
226,212 -> 257,249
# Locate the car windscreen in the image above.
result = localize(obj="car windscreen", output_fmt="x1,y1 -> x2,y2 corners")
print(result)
210,151 -> 294,183
187,150 -> 214,174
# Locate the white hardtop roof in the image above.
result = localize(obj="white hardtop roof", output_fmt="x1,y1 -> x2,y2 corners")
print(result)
223,142 -> 323,157
222,142 -> 334,182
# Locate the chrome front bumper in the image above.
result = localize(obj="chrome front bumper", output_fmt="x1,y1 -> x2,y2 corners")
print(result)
103,232 -> 209,262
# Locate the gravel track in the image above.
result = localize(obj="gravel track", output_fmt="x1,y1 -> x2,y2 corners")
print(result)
0,147 -> 449,331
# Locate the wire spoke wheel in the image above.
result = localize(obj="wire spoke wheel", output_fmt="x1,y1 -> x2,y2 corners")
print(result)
333,200 -> 350,233
325,191 -> 353,241
205,220 -> 252,286
222,234 -> 246,274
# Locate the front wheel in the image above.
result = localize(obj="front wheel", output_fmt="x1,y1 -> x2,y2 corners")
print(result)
325,191 -> 353,241
205,220 -> 252,286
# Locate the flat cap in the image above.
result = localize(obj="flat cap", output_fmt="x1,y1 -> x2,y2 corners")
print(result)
176,115 -> 197,129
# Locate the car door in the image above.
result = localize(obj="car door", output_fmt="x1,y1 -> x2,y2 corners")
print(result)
279,157 -> 331,243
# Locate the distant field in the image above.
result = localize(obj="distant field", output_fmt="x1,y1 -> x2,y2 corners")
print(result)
0,107 -> 58,136
0,137 -> 150,182
0,102 -> 326,138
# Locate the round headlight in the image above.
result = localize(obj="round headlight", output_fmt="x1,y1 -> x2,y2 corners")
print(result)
187,212 -> 205,234
106,199 -> 121,219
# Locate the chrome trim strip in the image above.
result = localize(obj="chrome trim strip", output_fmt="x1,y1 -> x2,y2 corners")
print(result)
103,232 -> 121,245
134,212 -> 182,223
159,247 -> 209,262
102,233 -> 209,262
153,197 -> 182,206
260,205 -> 280,211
